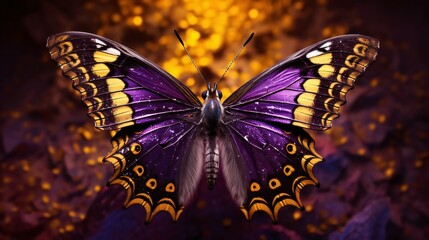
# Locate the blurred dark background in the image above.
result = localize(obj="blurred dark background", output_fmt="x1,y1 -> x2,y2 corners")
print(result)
1,0 -> 428,239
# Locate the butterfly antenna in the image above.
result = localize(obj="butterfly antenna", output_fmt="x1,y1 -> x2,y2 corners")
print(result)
174,29 -> 207,84
215,32 -> 254,86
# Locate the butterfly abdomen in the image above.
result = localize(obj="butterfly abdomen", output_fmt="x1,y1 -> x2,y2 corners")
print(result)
205,134 -> 219,189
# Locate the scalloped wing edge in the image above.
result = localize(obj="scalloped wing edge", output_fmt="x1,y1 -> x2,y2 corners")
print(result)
102,130 -> 184,223
240,132 -> 323,222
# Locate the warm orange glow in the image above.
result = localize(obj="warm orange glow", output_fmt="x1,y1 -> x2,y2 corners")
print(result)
132,16 -> 143,26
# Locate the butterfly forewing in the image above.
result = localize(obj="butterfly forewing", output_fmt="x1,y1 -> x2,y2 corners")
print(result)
223,35 -> 379,130
47,32 -> 201,130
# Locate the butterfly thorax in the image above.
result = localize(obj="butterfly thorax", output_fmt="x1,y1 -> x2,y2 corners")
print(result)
202,98 -> 223,131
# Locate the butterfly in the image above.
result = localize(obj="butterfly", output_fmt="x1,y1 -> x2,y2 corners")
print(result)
47,31 -> 379,223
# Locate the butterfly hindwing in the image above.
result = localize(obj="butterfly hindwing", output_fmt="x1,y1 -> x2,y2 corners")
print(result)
47,32 -> 201,130
221,120 -> 322,221
223,35 -> 379,130
104,119 -> 203,222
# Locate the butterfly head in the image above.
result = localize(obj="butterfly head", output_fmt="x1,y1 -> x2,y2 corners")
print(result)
202,83 -> 223,100
201,82 -> 223,128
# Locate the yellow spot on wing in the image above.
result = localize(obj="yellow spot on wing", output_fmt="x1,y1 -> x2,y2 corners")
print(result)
92,63 -> 110,77
285,143 -> 297,154
94,50 -> 119,63
112,106 -> 133,123
133,165 -> 144,176
318,65 -> 335,78
283,165 -> 295,176
165,183 -> 175,192
130,143 -> 141,155
309,53 -> 332,64
250,182 -> 261,192
297,92 -> 316,107
110,92 -> 130,106
303,79 -> 321,93
353,43 -> 368,57
269,178 -> 281,189
293,106 -> 314,125
106,78 -> 126,92
146,178 -> 157,190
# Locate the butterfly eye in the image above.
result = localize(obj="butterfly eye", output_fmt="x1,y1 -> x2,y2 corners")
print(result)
217,90 -> 223,99
201,90 -> 208,99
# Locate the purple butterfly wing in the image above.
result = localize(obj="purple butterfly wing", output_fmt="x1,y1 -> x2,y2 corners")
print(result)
47,32 -> 204,222
47,31 -> 201,130
223,35 -> 379,130
220,120 -> 322,221
104,119 -> 203,223
221,35 -> 379,221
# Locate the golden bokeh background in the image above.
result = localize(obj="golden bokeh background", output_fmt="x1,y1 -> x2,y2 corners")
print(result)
83,0 -> 354,100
